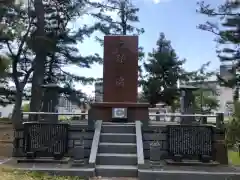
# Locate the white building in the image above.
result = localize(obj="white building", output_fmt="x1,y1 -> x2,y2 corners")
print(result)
0,104 -> 14,117
187,80 -> 234,114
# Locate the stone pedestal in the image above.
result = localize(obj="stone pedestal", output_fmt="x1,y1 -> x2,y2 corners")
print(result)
89,102 -> 149,122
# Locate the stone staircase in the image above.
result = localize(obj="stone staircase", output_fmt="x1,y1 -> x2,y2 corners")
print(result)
95,122 -> 138,177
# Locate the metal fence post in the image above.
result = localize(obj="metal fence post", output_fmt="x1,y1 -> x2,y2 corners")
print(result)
156,111 -> 160,121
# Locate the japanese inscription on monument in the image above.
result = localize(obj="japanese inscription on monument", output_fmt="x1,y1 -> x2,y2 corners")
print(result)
24,123 -> 68,157
115,41 -> 125,87
167,125 -> 213,159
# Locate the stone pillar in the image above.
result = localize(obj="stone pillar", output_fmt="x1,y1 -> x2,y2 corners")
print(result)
41,84 -> 59,122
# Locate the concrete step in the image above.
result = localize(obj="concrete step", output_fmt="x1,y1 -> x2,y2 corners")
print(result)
98,142 -> 137,154
96,153 -> 137,165
100,133 -> 136,143
95,165 -> 137,177
101,124 -> 135,133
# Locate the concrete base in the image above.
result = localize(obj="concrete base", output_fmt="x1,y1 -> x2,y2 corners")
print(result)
89,102 -> 149,122
138,169 -> 240,180
139,160 -> 240,180
3,158 -> 94,177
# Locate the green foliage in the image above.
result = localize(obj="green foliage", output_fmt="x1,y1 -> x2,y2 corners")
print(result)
198,1 -> 240,101
0,55 -> 10,76
91,0 -> 145,80
194,89 -> 219,113
22,103 -> 29,112
91,0 -> 144,37
226,102 -> 240,147
228,150 -> 240,165
188,62 -> 219,113
0,0 -> 101,123
226,117 -> 240,147
0,117 -> 11,122
141,33 -> 186,107
0,167 -> 84,180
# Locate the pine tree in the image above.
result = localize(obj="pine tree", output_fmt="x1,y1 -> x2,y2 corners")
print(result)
142,33 -> 186,107
27,0 -> 102,119
91,0 -> 145,83
91,0 -> 144,37
0,0 -> 100,124
0,2 -> 35,125
198,1 -> 240,101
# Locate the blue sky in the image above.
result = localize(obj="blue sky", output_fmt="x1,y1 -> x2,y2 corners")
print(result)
64,0 -> 224,95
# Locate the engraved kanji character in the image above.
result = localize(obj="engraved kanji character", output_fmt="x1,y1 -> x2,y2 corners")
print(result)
116,54 -> 125,63
116,76 -> 124,87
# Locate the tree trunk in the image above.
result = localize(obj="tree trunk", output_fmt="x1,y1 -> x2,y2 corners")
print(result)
29,0 -> 46,121
11,92 -> 23,128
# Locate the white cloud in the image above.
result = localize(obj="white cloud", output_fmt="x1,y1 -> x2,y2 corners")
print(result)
151,0 -> 171,4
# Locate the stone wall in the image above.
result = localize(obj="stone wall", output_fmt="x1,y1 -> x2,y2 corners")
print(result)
13,124 -> 94,159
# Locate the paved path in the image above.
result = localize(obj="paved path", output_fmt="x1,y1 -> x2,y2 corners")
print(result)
0,158 -> 12,165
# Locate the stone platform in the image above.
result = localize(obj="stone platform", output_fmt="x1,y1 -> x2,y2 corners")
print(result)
139,161 -> 240,180
2,158 -> 94,177
8,120 -> 239,179
2,158 -> 240,180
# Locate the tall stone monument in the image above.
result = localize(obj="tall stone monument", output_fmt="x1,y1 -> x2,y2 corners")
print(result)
89,36 -> 149,122
103,36 -> 138,102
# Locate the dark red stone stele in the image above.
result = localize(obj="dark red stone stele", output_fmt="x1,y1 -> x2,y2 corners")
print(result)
103,35 -> 138,102
89,35 -> 150,122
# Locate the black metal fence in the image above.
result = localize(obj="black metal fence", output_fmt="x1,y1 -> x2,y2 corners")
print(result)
23,122 -> 69,159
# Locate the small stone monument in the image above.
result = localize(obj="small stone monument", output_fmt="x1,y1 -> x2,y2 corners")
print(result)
179,85 -> 199,124
41,83 -> 59,122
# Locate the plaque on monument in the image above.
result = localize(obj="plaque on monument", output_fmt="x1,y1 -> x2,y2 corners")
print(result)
23,122 -> 69,158
167,125 -> 214,160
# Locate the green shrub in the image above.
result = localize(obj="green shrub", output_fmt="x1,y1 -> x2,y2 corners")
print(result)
0,117 -> 11,122
70,116 -> 80,120
0,167 -> 84,180
226,117 -> 240,147
226,101 -> 240,147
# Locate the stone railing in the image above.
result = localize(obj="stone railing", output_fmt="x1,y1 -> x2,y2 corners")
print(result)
22,111 -> 225,125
